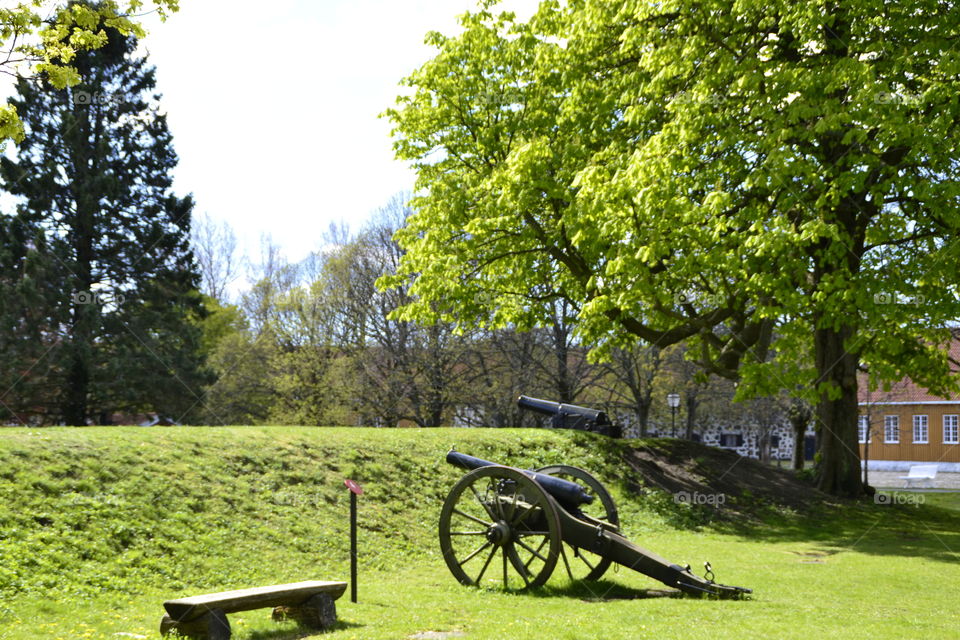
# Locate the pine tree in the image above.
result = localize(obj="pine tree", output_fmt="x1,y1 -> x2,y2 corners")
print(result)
0,217 -> 66,424
0,22 -> 207,425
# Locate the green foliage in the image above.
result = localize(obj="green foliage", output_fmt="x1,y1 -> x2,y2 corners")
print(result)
386,0 -> 960,384
795,467 -> 817,484
194,295 -> 245,360
0,2 -> 180,144
384,0 -> 960,495
202,331 -> 279,425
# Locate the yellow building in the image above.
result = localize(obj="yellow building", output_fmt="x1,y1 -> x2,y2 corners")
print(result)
859,375 -> 960,470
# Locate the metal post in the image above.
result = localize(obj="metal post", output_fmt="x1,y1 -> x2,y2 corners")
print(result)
667,392 -> 680,438
350,490 -> 357,603
344,478 -> 363,604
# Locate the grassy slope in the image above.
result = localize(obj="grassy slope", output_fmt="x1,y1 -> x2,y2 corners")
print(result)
0,427 -> 958,640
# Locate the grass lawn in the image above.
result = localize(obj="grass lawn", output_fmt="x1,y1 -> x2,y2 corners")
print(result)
1,427 -> 958,639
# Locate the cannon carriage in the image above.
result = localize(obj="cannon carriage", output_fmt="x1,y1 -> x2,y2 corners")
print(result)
439,451 -> 750,598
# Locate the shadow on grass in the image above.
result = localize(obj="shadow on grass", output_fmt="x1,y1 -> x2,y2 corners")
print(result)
510,433 -> 960,565
246,619 -> 363,639
523,579 -> 683,602
566,434 -> 960,564
710,499 -> 960,564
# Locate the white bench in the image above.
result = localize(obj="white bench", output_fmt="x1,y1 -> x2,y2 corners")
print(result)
899,464 -> 938,488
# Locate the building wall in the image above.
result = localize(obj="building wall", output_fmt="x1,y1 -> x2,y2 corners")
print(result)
642,419 -> 809,461
859,403 -> 960,463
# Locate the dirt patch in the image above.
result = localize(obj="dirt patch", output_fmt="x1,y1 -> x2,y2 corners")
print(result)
622,439 -> 826,516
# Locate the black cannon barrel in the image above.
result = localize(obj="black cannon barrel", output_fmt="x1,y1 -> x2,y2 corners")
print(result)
518,395 -> 611,425
445,450 -> 594,508
517,395 -> 563,415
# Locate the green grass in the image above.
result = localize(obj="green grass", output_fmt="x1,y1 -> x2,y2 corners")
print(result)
1,427 -> 958,639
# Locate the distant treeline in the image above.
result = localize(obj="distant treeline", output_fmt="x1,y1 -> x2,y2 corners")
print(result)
195,196 -> 789,438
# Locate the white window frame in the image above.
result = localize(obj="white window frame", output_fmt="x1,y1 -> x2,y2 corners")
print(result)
719,432 -> 742,448
913,415 -> 929,444
884,415 -> 900,444
944,415 -> 959,445
857,415 -> 871,443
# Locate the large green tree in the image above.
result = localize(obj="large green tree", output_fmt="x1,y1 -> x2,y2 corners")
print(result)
384,0 -> 960,496
0,21 -> 206,425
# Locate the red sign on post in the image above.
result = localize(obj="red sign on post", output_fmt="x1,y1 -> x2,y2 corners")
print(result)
344,478 -> 364,495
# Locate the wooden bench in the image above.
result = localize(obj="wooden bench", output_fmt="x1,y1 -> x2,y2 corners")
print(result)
899,464 -> 938,488
160,580 -> 346,640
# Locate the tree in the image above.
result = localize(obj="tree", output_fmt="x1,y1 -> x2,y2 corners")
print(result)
219,196 -> 470,428
457,327 -> 545,428
191,213 -> 241,302
0,218 -> 64,423
202,329 -> 279,425
263,255 -> 345,426
535,300 -> 604,404
595,345 -> 662,437
353,198 -> 467,427
0,21 -> 206,424
241,235 -> 298,337
742,394 -> 787,465
787,400 -> 814,472
384,0 -> 960,496
0,1 -> 179,143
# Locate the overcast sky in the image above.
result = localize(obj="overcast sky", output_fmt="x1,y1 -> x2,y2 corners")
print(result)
134,0 -> 538,267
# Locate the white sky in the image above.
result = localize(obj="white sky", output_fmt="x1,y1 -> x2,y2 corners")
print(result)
135,0 -> 540,266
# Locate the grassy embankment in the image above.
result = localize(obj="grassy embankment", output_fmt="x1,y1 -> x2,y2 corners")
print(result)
1,427 -> 958,640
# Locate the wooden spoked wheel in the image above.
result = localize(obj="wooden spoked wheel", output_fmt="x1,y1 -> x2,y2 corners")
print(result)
534,464 -> 619,581
439,465 -> 561,591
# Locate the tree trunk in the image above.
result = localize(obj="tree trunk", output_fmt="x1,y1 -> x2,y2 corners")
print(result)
63,343 -> 89,426
684,395 -> 698,440
62,101 -> 96,427
552,323 -> 573,403
63,252 -> 94,426
636,402 -> 650,438
758,431 -> 771,464
792,421 -> 805,471
862,418 -> 870,487
813,325 -> 863,497
788,400 -> 812,471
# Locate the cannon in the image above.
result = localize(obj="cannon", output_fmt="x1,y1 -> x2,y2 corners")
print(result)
517,395 -> 622,438
439,451 -> 751,598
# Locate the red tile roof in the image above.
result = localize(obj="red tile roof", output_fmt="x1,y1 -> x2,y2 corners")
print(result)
858,339 -> 960,404
858,375 -> 960,404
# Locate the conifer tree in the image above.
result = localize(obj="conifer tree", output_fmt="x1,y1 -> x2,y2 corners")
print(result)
0,21 -> 207,425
